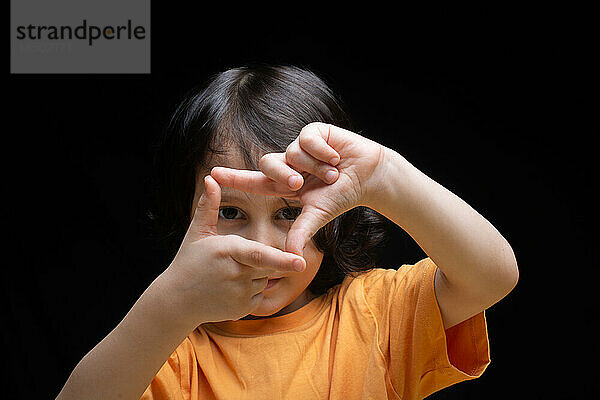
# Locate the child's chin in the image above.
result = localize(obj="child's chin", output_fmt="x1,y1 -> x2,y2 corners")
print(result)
249,298 -> 289,318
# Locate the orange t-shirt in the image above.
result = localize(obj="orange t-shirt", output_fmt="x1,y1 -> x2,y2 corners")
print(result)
141,258 -> 490,399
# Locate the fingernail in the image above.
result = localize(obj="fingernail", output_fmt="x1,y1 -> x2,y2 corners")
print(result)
329,156 -> 340,166
293,259 -> 305,271
288,175 -> 300,188
325,169 -> 338,183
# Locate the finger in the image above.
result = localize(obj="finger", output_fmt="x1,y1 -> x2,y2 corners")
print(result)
285,204 -> 331,257
298,123 -> 341,166
285,141 -> 340,185
301,122 -> 361,163
251,276 -> 269,294
228,235 -> 307,272
186,175 -> 220,240
259,153 -> 305,190
211,166 -> 299,198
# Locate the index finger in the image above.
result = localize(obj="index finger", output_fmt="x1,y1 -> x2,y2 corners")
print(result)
228,235 -> 306,272
211,166 -> 299,198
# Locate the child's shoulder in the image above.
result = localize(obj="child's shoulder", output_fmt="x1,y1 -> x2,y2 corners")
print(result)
329,266 -> 395,300
322,259 -> 434,322
343,267 -> 396,286
335,258 -> 435,300
343,258 -> 433,286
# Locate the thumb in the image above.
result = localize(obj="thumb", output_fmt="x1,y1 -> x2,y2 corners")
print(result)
186,175 -> 221,241
285,205 -> 330,257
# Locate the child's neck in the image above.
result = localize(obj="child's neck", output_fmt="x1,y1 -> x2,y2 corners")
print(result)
240,290 -> 318,320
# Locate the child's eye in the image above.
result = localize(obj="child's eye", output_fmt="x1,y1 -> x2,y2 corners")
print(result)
218,207 -> 245,220
276,207 -> 302,221
217,206 -> 301,221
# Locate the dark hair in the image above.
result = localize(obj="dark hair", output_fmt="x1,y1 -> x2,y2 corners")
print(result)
149,64 -> 391,295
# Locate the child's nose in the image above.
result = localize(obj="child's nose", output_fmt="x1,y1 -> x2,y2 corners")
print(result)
246,221 -> 286,251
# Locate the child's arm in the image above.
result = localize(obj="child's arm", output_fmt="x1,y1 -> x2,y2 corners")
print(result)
211,122 -> 519,329
56,176 -> 306,400
56,276 -> 195,400
368,148 -> 518,328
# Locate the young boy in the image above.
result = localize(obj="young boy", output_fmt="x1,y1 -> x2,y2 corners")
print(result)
56,65 -> 518,399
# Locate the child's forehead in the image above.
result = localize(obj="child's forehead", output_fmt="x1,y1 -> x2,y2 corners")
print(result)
203,146 -> 260,171
201,176 -> 301,206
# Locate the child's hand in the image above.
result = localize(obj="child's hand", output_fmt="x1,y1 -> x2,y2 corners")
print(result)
159,175 -> 307,326
211,122 -> 389,257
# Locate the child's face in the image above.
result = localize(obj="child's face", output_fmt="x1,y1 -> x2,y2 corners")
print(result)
191,148 -> 324,318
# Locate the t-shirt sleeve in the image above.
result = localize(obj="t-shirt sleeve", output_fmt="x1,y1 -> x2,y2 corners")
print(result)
362,257 -> 491,399
140,344 -> 187,400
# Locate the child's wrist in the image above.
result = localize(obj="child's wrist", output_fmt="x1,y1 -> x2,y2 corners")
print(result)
362,147 -> 405,209
142,269 -> 207,334
363,148 -> 418,222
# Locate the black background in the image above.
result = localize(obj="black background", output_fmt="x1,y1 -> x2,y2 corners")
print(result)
5,4 -> 598,399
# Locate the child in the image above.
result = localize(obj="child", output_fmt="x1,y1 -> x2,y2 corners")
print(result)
57,65 -> 518,400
